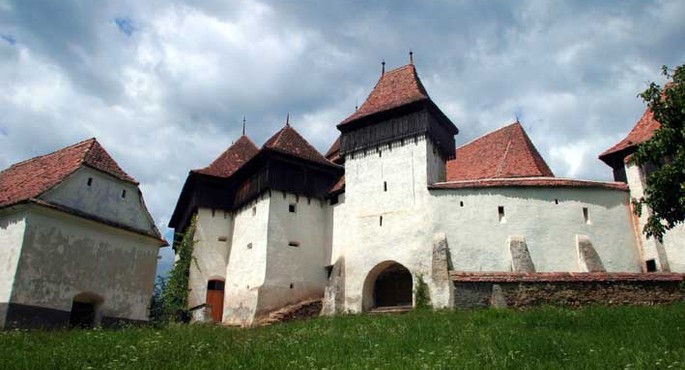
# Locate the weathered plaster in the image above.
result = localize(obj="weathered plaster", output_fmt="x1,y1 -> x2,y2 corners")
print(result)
0,209 -> 27,328
9,205 -> 159,323
187,207 -> 233,310
41,167 -> 158,235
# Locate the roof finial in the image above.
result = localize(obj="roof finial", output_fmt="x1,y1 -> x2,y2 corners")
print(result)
409,49 -> 414,65
286,113 -> 290,126
381,59 -> 385,75
242,116 -> 246,136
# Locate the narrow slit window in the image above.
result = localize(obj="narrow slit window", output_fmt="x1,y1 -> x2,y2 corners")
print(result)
289,283 -> 294,289
582,207 -> 590,224
121,189 -> 126,199
554,199 -> 559,205
459,201 -> 464,207
289,204 -> 296,213
288,241 -> 300,247
217,236 -> 228,242
211,209 -> 216,217
498,206 -> 505,223
87,178 -> 93,186
383,181 -> 387,192
379,215 -> 383,226
252,206 -> 256,216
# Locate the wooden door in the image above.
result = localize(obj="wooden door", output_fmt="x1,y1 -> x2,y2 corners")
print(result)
206,280 -> 225,323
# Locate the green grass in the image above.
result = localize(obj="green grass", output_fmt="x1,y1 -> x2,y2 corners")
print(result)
1,304 -> 685,369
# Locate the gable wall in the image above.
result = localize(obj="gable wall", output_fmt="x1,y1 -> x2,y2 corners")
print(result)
0,209 -> 27,328
40,167 -> 157,235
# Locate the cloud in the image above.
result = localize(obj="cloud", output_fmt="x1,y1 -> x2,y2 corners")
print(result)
1,0 -> 684,275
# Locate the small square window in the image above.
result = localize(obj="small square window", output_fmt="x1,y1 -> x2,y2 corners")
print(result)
646,259 -> 657,272
247,243 -> 253,249
289,204 -> 296,213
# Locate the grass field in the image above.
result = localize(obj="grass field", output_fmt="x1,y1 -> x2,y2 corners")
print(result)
1,304 -> 684,369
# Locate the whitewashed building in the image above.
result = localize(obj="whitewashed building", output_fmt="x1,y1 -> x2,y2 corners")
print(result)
170,60 -> 683,325
0,138 -> 166,329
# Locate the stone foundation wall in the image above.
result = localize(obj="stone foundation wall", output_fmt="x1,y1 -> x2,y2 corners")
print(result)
452,272 -> 683,309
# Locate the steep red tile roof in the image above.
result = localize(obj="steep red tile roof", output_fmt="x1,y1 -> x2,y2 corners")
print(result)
599,108 -> 660,163
0,138 -> 137,208
429,177 -> 627,191
446,122 -> 554,181
263,124 -> 332,165
329,175 -> 345,194
339,64 -> 429,126
193,135 -> 259,178
325,136 -> 341,163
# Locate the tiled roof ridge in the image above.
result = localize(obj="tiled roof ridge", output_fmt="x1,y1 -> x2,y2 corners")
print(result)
82,139 -> 138,184
513,122 -> 554,177
338,63 -> 430,126
3,137 -> 95,171
263,123 -> 333,166
193,135 -> 260,178
494,125 -> 516,177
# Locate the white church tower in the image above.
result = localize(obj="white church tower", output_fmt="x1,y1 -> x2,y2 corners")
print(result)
326,56 -> 459,313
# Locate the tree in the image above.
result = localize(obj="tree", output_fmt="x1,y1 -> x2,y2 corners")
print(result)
161,216 -> 196,322
633,64 -> 685,242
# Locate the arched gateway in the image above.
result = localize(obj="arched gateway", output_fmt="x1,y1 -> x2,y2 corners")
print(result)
362,261 -> 413,311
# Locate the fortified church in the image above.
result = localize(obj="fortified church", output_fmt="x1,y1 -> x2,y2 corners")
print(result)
170,57 -> 685,326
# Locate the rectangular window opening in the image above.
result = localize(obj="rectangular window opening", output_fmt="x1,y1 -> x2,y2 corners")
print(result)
646,259 -> 657,272
288,241 -> 300,247
583,207 -> 590,224
211,209 -> 216,217
554,199 -> 558,205
383,181 -> 387,192
289,203 -> 296,213
459,201 -> 464,207
217,236 -> 228,242
87,178 -> 93,186
252,206 -> 256,216
379,215 -> 383,227
121,189 -> 126,199
498,206 -> 505,223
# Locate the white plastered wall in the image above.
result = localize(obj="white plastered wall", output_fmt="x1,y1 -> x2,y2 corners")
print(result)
0,209 -> 27,328
10,205 -> 160,322
260,191 -> 330,313
41,167 -> 158,235
337,137 -> 439,313
187,207 -> 233,309
626,161 -> 685,272
223,195 -> 270,326
430,186 -> 642,273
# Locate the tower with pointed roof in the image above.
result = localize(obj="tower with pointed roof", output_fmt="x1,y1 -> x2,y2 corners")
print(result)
169,121 -> 342,325
0,138 -> 166,329
599,107 -> 685,273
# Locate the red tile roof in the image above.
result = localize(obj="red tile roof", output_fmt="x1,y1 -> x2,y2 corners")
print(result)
446,122 -> 554,181
329,175 -> 345,194
599,108 -> 660,163
338,64 -> 429,126
193,135 -> 259,178
325,136 -> 341,163
0,138 -> 137,208
263,124 -> 332,166
429,177 -> 627,191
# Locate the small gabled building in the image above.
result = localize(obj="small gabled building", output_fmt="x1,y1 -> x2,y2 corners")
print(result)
0,138 -> 166,329
600,108 -> 685,273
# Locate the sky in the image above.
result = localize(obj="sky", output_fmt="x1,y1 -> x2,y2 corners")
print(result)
1,1 -> 683,275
